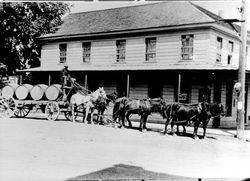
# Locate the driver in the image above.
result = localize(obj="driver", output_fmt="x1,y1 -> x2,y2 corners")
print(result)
60,65 -> 75,101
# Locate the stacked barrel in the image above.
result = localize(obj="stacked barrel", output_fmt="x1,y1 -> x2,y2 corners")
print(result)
1,84 -> 63,101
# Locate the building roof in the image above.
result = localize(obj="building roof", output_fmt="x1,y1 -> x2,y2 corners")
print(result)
39,1 -> 237,40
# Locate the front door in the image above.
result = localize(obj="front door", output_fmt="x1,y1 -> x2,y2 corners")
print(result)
116,75 -> 127,97
148,79 -> 162,98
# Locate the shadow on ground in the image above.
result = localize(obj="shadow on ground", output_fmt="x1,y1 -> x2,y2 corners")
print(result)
65,164 -> 196,181
65,164 -> 249,181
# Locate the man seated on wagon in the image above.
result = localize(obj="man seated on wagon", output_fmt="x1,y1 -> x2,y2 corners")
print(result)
60,65 -> 75,101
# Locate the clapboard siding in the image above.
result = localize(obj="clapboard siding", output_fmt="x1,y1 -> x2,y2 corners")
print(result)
126,38 -> 146,64
191,85 -> 202,104
157,35 -> 180,63
162,84 -> 175,102
101,83 -> 116,94
91,40 -> 115,65
41,44 -> 59,67
246,45 -> 250,70
67,42 -> 82,66
209,31 -> 239,68
41,30 -> 213,69
130,83 -> 148,99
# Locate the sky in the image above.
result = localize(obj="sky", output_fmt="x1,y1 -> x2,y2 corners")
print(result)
68,0 -> 249,30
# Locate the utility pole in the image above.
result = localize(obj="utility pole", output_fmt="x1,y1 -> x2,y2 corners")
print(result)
237,0 -> 247,140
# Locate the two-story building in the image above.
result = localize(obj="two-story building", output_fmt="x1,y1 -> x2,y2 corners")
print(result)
21,2 -> 250,128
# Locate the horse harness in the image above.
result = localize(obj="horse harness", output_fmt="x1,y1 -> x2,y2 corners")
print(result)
170,102 -> 205,124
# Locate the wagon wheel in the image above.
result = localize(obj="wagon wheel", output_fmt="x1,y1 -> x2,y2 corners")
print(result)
64,105 -> 83,121
45,102 -> 60,121
0,96 -> 16,118
14,104 -> 30,118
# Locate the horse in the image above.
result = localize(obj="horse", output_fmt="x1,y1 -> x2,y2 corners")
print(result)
94,92 -> 118,124
163,102 -> 224,139
113,97 -> 166,131
200,102 -> 225,137
70,87 -> 107,123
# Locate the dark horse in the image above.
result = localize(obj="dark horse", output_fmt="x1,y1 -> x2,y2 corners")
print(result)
112,97 -> 166,131
163,102 -> 224,139
94,92 -> 118,124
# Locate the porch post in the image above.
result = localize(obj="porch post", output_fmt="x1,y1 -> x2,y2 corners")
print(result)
237,0 -> 247,140
84,74 -> 88,89
19,74 -> 23,85
126,73 -> 130,98
177,73 -> 181,102
48,73 -> 51,86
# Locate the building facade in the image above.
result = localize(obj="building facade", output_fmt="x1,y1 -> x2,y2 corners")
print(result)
23,2 -> 250,128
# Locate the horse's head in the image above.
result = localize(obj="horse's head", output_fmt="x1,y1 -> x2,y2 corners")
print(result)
205,102 -> 225,117
97,87 -> 107,99
217,103 -> 225,116
107,92 -> 118,103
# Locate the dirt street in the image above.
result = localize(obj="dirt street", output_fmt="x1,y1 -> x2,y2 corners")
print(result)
0,115 -> 250,181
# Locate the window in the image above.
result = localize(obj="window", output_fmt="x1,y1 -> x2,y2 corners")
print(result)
59,44 -> 67,64
145,37 -> 156,62
116,40 -> 126,62
181,35 -> 194,60
216,37 -> 223,62
227,41 -> 233,64
82,42 -> 91,62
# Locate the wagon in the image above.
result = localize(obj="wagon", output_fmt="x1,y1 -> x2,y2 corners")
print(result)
0,81 -> 87,121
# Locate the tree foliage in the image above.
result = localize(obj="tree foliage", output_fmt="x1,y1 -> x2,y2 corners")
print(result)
0,2 -> 70,74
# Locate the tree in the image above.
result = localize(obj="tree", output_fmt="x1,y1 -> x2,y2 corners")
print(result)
0,2 -> 70,74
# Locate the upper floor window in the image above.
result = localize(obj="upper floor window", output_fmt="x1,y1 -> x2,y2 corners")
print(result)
181,35 -> 193,60
116,40 -> 126,62
216,37 -> 223,62
227,41 -> 234,64
59,44 -> 67,64
145,37 -> 156,62
82,42 -> 91,62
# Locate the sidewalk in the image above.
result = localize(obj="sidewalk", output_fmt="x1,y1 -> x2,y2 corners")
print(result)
127,114 -> 250,141
26,112 -> 250,141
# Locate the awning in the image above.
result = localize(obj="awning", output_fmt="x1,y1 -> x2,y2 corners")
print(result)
17,63 -> 239,73
17,66 -> 63,72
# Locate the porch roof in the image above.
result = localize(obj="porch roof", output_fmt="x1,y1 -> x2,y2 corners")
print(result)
17,63 -> 238,72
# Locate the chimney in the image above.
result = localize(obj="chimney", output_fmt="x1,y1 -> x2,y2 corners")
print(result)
218,10 -> 224,19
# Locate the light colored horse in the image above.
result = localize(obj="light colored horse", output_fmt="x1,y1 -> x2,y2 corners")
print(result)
70,87 -> 107,123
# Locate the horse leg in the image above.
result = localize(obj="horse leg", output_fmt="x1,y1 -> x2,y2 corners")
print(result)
71,104 -> 75,122
143,114 -> 149,130
139,114 -> 145,132
125,112 -> 132,128
84,107 -> 89,124
119,113 -> 126,128
182,124 -> 186,134
90,109 -> 94,124
171,122 -> 176,136
202,120 -> 209,139
99,110 -> 104,125
164,118 -> 169,134
177,125 -> 180,134
112,111 -> 119,128
193,120 -> 200,139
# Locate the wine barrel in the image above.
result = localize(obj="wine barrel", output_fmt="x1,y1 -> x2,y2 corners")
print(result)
45,84 -> 62,101
30,84 -> 48,100
1,84 -> 19,98
15,84 -> 33,100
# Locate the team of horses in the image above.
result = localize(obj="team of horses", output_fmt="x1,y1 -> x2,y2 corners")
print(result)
68,87 -> 224,139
